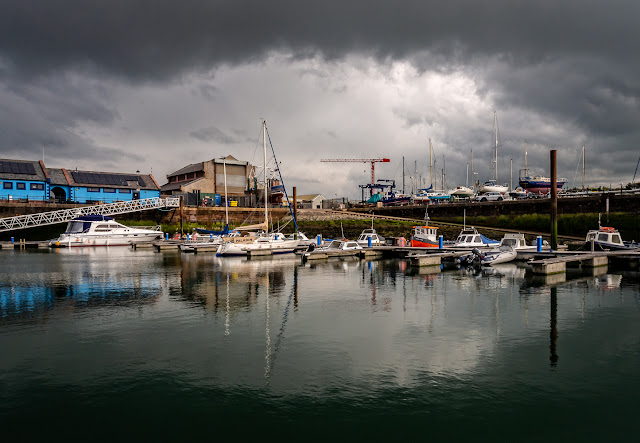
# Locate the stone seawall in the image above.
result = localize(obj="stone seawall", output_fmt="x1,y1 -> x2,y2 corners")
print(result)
1,193 -> 638,226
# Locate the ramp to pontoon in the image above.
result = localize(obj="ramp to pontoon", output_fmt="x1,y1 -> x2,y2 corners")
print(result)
0,197 -> 180,232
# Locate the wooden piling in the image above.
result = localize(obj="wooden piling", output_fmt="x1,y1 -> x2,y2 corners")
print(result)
550,150 -> 558,250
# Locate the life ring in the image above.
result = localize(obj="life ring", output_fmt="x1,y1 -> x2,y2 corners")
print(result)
601,227 -> 615,232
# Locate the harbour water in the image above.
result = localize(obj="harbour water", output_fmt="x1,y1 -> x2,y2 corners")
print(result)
1,248 -> 639,440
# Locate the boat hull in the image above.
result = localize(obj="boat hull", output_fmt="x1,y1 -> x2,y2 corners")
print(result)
519,178 -> 567,195
49,233 -> 162,247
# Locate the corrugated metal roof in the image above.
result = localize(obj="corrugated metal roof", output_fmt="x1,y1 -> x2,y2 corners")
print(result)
167,162 -> 204,177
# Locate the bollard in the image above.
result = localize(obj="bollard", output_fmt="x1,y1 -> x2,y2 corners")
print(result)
536,236 -> 542,252
368,236 -> 372,247
317,234 -> 322,246
11,237 -> 14,243
590,239 -> 594,252
187,234 -> 190,241
438,235 -> 443,249
210,234 -> 213,240
165,233 -> 169,241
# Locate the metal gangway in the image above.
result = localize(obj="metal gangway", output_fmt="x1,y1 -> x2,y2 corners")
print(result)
0,197 -> 180,232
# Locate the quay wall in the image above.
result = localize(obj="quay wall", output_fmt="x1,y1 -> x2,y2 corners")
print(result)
356,193 -> 640,219
1,193 -> 639,225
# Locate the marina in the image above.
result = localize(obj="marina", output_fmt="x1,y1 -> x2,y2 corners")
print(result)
1,246 -> 640,439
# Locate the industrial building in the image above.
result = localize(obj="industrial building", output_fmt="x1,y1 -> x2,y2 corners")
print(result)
0,158 -> 161,203
160,155 -> 256,205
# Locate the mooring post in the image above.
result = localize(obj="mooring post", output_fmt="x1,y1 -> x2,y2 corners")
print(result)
550,150 -> 558,250
293,186 -> 297,225
179,195 -> 184,239
438,235 -> 443,249
537,236 -> 542,252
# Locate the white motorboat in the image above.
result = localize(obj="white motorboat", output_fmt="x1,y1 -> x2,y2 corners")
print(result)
325,240 -> 362,251
508,187 -> 527,199
49,215 -> 163,247
448,226 -> 499,249
356,228 -> 385,247
458,246 -> 517,267
497,233 -> 546,252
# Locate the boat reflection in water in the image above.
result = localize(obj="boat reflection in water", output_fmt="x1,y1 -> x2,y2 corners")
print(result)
2,250 -> 640,440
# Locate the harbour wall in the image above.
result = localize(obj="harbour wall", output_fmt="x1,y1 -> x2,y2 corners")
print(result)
1,193 -> 639,225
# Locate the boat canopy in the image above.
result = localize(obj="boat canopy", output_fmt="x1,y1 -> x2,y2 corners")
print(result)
196,224 -> 230,235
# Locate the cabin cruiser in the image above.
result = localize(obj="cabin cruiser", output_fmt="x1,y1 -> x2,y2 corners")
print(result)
583,226 -> 639,251
49,215 -> 163,247
448,227 -> 499,249
216,232 -> 300,256
497,233 -> 547,252
356,228 -> 385,247
325,240 -> 362,251
410,225 -> 440,248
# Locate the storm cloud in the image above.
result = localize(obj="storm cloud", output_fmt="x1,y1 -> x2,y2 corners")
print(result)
1,0 -> 639,197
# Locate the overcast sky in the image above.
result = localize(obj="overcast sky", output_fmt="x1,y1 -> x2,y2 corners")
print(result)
2,0 -> 639,199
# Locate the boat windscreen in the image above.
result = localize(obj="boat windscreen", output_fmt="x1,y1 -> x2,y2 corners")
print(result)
66,221 -> 88,233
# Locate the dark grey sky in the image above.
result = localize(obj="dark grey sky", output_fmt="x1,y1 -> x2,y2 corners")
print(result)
1,0 -> 639,197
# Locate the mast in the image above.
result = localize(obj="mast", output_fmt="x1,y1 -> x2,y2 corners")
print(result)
582,145 -> 585,190
525,139 -> 528,177
223,158 -> 229,227
429,138 -> 433,188
263,120 -> 268,230
493,111 -> 499,182
470,149 -> 474,188
466,162 -> 469,187
510,158 -> 513,191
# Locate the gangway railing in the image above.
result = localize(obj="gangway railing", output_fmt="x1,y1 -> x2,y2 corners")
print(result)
0,197 -> 180,232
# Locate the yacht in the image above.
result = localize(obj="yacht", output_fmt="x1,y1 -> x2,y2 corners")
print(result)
49,215 -> 163,247
216,232 -> 300,256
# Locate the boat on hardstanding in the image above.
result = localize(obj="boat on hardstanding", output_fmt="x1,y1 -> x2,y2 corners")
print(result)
410,225 -> 440,248
518,174 -> 567,194
49,215 -> 163,247
448,186 -> 475,199
478,112 -> 509,194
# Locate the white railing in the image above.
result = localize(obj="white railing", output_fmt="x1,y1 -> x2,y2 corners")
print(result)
0,197 -> 180,232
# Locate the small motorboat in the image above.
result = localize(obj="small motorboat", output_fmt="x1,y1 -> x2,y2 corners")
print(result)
448,227 -> 499,250
583,226 -> 639,251
458,246 -> 517,267
356,228 -> 385,247
410,225 -> 440,247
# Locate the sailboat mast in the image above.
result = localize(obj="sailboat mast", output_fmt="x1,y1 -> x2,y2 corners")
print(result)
223,158 -> 229,226
470,149 -> 474,188
493,111 -> 499,182
429,138 -> 433,187
263,120 -> 268,229
524,139 -> 528,177
582,145 -> 585,190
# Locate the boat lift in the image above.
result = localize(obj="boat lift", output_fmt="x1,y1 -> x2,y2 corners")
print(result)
0,197 -> 180,232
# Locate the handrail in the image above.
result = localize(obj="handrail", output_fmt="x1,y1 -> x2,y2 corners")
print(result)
0,197 -> 180,232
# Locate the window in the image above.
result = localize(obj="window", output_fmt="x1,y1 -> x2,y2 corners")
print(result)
118,189 -> 131,194
87,187 -> 101,193
30,183 -> 44,190
103,188 -> 116,193
16,182 -> 25,190
3,182 -> 13,189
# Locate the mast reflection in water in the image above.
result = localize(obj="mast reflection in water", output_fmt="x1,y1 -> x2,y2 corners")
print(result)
1,248 -> 639,440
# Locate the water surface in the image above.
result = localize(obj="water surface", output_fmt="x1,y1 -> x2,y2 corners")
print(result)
1,248 -> 639,440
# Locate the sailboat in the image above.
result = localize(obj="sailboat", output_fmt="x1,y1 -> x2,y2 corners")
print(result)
411,138 -> 450,203
478,111 -> 509,194
216,120 -> 300,256
517,140 -> 567,195
448,157 -> 475,199
181,157 -> 241,252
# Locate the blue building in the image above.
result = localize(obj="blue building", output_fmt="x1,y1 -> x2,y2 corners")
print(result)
0,158 -> 160,204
